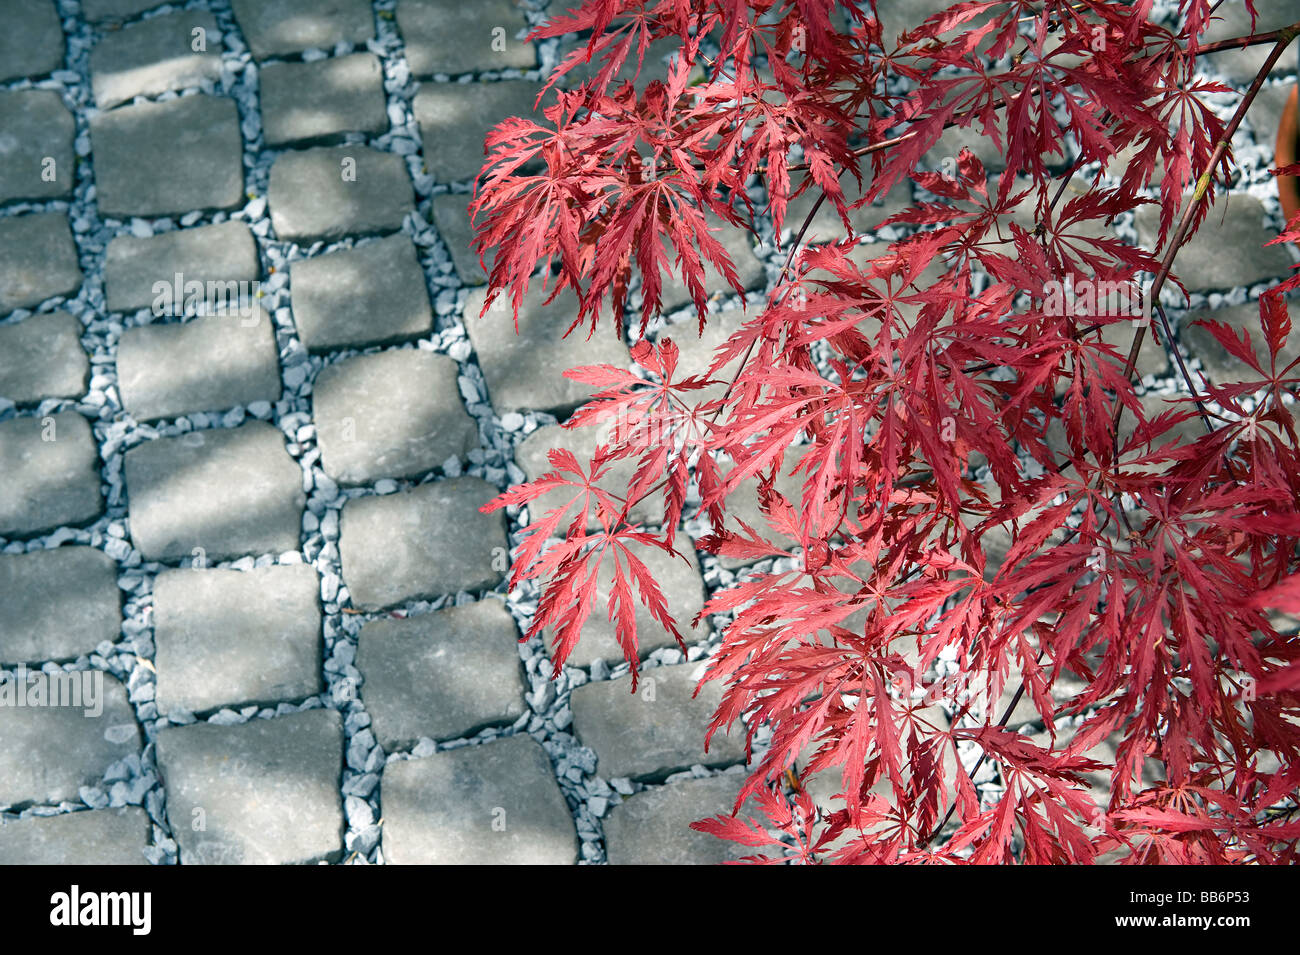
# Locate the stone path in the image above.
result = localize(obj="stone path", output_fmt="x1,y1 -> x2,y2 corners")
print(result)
0,0 -> 1296,865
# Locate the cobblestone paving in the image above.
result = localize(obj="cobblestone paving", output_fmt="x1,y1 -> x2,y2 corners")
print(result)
0,0 -> 1296,865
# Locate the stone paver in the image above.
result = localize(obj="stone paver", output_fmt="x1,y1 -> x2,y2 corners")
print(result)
0,412 -> 103,539
0,0 -> 63,83
569,663 -> 746,781
358,599 -> 525,746
413,81 -> 543,182
0,806 -> 149,864
288,234 -> 432,352
462,282 -> 632,416
89,10 -> 222,109
1182,300 -> 1298,384
313,349 -> 476,485
603,774 -> 759,865
153,565 -> 322,716
398,0 -> 537,77
0,671 -> 141,809
123,421 -> 304,562
82,0 -> 167,22
90,94 -> 244,219
230,0 -> 376,60
1133,194 -> 1293,292
0,90 -> 75,205
0,547 -> 120,666
155,709 -> 344,865
0,312 -> 89,405
260,53 -> 388,148
431,193 -> 485,285
338,476 -> 507,610
116,308 -> 281,421
104,220 -> 261,316
0,213 -> 83,315
269,145 -> 414,244
514,423 -> 664,530
547,543 -> 709,669
381,734 -> 576,865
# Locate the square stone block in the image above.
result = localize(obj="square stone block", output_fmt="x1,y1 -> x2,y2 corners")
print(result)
0,213 -> 83,316
338,476 -> 507,610
155,709 -> 344,864
288,234 -> 432,352
413,80 -> 543,182
381,734 -> 576,864
153,565 -> 322,715
269,145 -> 414,244
0,312 -> 89,405
260,53 -> 388,147
89,10 -> 222,109
569,662 -> 745,780
0,671 -> 141,809
104,219 -> 261,315
230,0 -> 375,60
1133,194 -> 1294,292
313,349 -> 476,484
116,307 -> 281,421
462,282 -> 631,416
359,599 -> 525,746
0,90 -> 75,205
0,547 -> 120,665
123,421 -> 304,562
397,0 -> 536,77
603,774 -> 759,865
82,0 -> 167,22
0,412 -> 103,539
90,94 -> 244,218
0,0 -> 64,83
0,807 -> 149,864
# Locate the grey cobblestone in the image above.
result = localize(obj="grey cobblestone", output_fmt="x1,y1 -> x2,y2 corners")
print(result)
313,349 -> 476,484
117,308 -> 281,421
338,476 -> 507,610
91,94 -> 245,219
413,80 -> 543,182
288,233 -> 431,351
155,709 -> 344,864
0,546 -> 120,666
260,53 -> 389,148
431,193 -> 485,284
103,220 -> 260,316
153,565 -> 322,715
269,144 -> 414,243
0,90 -> 75,206
462,283 -> 631,416
230,0 -> 376,60
397,0 -> 537,77
0,0 -> 64,83
0,672 -> 141,809
381,734 -> 577,864
0,312 -> 89,405
0,213 -> 83,315
81,0 -> 167,22
0,806 -> 150,864
570,663 -> 746,781
358,598 -> 525,746
602,773 -> 758,865
89,10 -> 223,109
123,421 -> 303,562
0,412 -> 103,539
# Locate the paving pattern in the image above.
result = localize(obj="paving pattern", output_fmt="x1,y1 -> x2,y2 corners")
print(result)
0,0 -> 1296,865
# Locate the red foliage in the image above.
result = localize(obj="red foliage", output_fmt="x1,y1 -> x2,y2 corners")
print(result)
474,0 -> 1300,863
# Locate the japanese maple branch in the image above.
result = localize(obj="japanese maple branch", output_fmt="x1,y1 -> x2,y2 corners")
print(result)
1110,22 -> 1300,441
